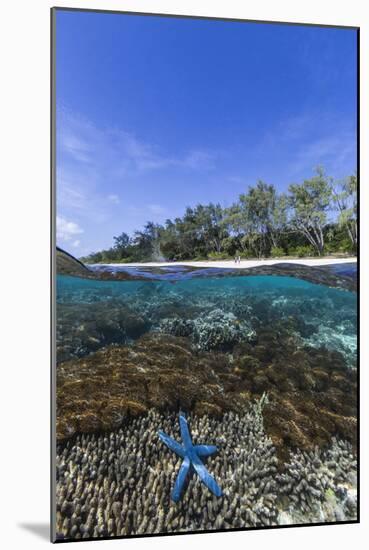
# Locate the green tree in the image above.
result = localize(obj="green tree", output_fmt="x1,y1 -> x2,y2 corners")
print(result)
79,166 -> 356,264
288,167 -> 333,256
192,203 -> 228,254
225,181 -> 286,258
332,174 -> 357,248
132,221 -> 164,261
159,219 -> 182,260
113,232 -> 130,258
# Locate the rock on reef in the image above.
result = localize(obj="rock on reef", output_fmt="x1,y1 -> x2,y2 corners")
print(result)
56,247 -> 94,278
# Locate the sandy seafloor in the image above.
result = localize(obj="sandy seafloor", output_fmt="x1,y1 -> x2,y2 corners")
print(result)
55,259 -> 357,540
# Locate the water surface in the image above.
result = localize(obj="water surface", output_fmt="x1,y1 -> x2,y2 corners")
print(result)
57,267 -> 357,367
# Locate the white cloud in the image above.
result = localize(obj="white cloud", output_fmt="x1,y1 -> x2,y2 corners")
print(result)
147,204 -> 166,215
72,240 -> 81,248
57,216 -> 84,242
55,108 -> 220,254
61,131 -> 91,163
107,194 -> 120,204
58,182 -> 86,211
288,132 -> 356,177
57,107 -> 218,178
182,150 -> 216,170
250,109 -> 356,182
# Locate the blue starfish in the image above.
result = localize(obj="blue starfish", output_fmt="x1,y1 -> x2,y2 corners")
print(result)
158,413 -> 223,502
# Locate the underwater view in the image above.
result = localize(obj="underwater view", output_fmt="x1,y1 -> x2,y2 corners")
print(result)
53,8 -> 358,542
55,259 -> 357,540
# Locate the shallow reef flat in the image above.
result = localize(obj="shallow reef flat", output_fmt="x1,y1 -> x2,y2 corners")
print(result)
56,274 -> 356,365
57,332 -> 357,459
55,256 -> 357,538
55,403 -> 357,540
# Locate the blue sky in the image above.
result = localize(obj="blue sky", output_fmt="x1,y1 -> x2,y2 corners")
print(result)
55,10 -> 357,256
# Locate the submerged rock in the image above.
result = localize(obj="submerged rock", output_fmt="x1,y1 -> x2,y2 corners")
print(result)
56,247 -> 142,281
56,247 -> 93,278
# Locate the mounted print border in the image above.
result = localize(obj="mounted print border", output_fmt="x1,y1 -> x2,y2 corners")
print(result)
51,6 -> 360,543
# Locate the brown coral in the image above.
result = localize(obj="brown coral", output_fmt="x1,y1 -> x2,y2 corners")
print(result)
57,330 -> 356,458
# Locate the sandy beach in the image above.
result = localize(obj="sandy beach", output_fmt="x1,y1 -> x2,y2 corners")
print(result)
93,257 -> 357,270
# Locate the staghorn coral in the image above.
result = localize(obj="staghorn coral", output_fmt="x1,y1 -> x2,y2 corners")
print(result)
276,438 -> 357,524
55,403 -> 279,539
55,402 -> 357,540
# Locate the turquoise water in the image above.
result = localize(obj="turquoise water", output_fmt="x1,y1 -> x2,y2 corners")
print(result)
58,272 -> 343,298
56,268 -> 356,367
89,261 -> 357,281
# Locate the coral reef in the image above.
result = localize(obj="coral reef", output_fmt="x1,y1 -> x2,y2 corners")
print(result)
277,438 -> 357,524
57,332 -> 357,458
55,263 -> 357,538
55,403 -> 356,540
233,331 -> 357,459
304,324 -> 357,367
56,333 -> 238,439
158,309 -> 256,351
56,268 -> 356,366
56,300 -> 150,363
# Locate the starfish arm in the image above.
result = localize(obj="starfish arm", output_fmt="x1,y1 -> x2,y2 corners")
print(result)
179,413 -> 192,450
158,430 -> 185,458
191,453 -> 223,497
194,444 -> 218,457
171,456 -> 190,502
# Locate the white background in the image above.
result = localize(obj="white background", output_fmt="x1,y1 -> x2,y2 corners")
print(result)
0,0 -> 367,548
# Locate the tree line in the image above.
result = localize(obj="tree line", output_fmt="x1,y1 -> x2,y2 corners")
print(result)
81,168 -> 357,263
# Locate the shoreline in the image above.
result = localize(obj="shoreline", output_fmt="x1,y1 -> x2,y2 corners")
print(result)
88,257 -> 357,270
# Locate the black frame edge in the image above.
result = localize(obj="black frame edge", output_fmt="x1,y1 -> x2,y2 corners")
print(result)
356,26 -> 360,524
51,5 -> 359,30
51,6 -> 57,544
